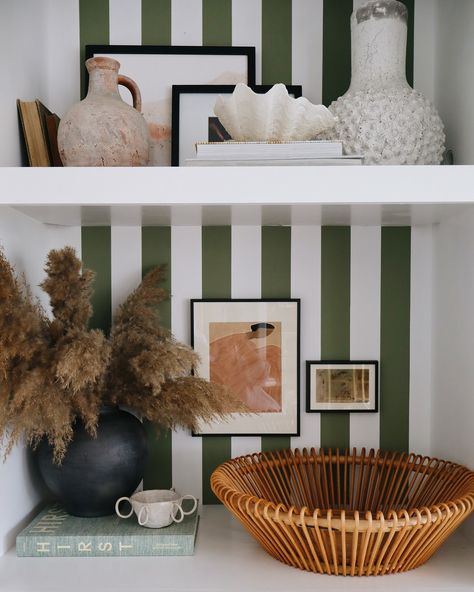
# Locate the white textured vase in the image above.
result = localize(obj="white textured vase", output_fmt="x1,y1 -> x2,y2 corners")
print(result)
328,0 -> 445,165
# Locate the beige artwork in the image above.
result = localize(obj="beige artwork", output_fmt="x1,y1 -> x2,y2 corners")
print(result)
209,321 -> 282,413
143,99 -> 172,166
316,369 -> 370,403
142,72 -> 246,166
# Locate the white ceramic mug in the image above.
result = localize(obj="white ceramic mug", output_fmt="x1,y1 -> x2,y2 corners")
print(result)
115,489 -> 198,529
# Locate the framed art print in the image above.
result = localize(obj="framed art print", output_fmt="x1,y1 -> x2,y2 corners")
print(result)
191,299 -> 300,436
306,361 -> 378,413
85,46 -> 256,166
171,84 -> 302,166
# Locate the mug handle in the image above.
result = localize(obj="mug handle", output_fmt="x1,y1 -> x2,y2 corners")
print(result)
115,497 -> 133,519
138,506 -> 149,526
181,494 -> 198,516
172,502 -> 184,524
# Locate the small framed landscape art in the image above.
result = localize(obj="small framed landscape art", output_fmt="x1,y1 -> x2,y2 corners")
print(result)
191,299 -> 300,436
306,361 -> 378,413
85,45 -> 256,166
171,84 -> 302,166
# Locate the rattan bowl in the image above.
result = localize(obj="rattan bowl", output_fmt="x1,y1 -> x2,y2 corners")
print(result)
211,448 -> 474,576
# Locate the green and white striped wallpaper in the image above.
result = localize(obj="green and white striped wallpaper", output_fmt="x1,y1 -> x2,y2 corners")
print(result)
76,224 -> 432,504
64,0 -> 431,503
73,0 -> 418,105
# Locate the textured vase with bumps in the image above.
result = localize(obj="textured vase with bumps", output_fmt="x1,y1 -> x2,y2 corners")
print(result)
58,57 -> 150,166
328,0 -> 445,165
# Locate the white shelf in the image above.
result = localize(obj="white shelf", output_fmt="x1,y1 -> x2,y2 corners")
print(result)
2,166 -> 474,226
0,507 -> 473,592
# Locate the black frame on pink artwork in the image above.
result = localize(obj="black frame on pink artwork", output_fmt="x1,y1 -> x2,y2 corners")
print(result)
190,298 -> 301,437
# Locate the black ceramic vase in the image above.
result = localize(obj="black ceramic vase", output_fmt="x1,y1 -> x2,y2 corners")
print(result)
36,407 -> 148,517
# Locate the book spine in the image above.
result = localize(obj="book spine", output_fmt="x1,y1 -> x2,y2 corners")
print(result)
196,142 -> 343,159
16,534 -> 194,557
196,148 -> 343,159
186,158 -> 363,167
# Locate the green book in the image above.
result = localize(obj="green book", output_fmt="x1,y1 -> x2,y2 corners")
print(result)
16,502 -> 199,557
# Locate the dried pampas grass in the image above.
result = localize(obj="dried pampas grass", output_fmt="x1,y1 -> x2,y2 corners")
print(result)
0,247 -> 242,462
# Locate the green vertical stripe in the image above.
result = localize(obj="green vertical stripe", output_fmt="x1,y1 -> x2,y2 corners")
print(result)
202,227 -> 231,298
81,227 -> 111,334
400,0 -> 415,87
202,0 -> 232,46
380,227 -> 411,453
142,227 -> 171,330
142,227 -> 172,490
320,227 -> 351,451
142,0 -> 171,45
261,226 -> 291,453
322,0 -> 352,106
262,0 -> 292,85
202,226 -> 232,504
79,0 -> 109,99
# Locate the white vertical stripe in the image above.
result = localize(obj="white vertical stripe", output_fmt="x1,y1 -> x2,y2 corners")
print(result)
232,0 -> 262,84
410,226 -> 433,456
292,0 -> 324,104
231,226 -> 261,458
111,227 -> 142,316
110,226 -> 142,490
231,226 -> 261,299
109,0 -> 141,45
413,0 -> 437,102
171,0 -> 202,45
350,227 -> 381,452
43,0 -> 80,116
291,226 -> 321,450
171,226 -> 202,500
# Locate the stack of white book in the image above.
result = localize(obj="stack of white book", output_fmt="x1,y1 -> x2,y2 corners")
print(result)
185,141 -> 363,166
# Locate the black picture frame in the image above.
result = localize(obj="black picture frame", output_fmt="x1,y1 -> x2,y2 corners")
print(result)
85,45 -> 256,166
171,84 -> 303,166
190,298 -> 301,437
306,360 -> 379,413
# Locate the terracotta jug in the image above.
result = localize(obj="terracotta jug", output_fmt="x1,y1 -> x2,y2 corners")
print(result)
58,57 -> 150,166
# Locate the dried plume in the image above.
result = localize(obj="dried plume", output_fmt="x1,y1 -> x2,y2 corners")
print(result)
0,248 -> 110,462
0,248 -> 242,462
106,266 -> 244,430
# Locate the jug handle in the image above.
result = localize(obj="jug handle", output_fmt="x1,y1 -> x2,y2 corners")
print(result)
118,75 -> 142,112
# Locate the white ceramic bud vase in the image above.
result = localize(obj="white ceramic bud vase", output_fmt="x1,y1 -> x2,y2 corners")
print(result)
329,0 -> 445,165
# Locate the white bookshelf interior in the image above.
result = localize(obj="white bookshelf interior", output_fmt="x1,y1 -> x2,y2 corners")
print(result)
1,1 -> 474,590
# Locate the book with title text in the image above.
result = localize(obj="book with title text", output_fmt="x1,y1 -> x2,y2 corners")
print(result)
16,502 -> 199,557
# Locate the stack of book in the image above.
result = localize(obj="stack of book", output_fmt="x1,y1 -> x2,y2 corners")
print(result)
186,140 -> 363,166
16,502 -> 199,557
17,99 -> 62,167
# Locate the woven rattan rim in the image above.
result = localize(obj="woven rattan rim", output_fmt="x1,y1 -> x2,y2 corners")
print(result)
213,448 -> 474,531
211,448 -> 474,575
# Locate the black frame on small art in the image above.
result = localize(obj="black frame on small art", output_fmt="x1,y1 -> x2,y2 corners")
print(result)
191,298 -> 301,437
171,84 -> 303,166
306,360 -> 379,414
